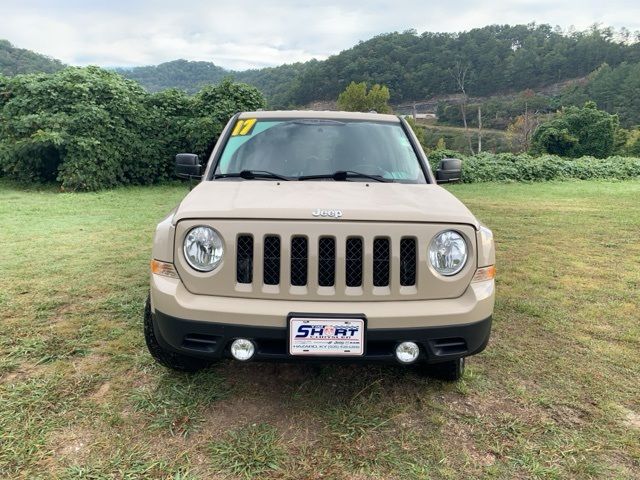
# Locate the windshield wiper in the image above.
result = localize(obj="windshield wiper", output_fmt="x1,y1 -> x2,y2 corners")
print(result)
298,170 -> 392,183
213,170 -> 291,181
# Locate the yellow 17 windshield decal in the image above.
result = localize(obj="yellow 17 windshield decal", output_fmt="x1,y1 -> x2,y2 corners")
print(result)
231,118 -> 257,136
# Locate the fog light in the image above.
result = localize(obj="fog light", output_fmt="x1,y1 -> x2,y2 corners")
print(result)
395,341 -> 420,364
230,338 -> 255,361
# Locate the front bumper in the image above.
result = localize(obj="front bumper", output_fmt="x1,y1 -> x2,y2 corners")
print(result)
150,275 -> 495,364
151,309 -> 492,364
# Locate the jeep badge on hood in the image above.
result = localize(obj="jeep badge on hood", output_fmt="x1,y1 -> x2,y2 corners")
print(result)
312,208 -> 343,218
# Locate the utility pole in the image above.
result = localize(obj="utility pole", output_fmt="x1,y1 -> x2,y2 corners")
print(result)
477,106 -> 482,153
523,102 -> 530,151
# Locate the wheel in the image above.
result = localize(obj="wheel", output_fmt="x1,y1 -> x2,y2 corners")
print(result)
144,295 -> 214,372
419,358 -> 465,381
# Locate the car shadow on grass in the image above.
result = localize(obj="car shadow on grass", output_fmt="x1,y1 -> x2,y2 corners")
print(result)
197,361 -> 462,478
134,359 -> 453,432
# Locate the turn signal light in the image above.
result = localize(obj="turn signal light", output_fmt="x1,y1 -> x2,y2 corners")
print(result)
150,259 -> 179,278
472,265 -> 495,283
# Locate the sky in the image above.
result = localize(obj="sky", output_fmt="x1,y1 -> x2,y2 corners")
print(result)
2,0 -> 640,70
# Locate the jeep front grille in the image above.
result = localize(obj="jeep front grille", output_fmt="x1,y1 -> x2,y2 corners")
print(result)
318,237 -> 336,286
400,237 -> 417,286
235,234 -> 417,290
345,237 -> 363,287
236,235 -> 253,284
373,238 -> 391,287
263,236 -> 280,285
290,236 -> 308,286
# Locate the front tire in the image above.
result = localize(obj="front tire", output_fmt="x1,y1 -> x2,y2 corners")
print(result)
144,295 -> 214,372
419,358 -> 465,381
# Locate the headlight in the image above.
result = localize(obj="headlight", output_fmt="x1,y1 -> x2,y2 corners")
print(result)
429,230 -> 467,276
183,226 -> 224,272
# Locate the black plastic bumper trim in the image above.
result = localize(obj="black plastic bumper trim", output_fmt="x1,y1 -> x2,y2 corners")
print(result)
151,310 -> 492,365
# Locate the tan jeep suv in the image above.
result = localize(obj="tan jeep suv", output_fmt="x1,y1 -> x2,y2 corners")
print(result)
145,111 -> 495,380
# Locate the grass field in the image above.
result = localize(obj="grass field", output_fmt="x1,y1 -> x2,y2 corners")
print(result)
1,180 -> 639,479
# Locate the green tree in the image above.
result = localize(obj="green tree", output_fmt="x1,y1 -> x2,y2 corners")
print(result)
530,121 -> 578,156
185,79 -> 266,158
622,129 -> 640,156
337,81 -> 391,113
560,62 -> 640,128
145,88 -> 194,177
337,82 -> 368,112
531,102 -> 619,157
366,84 -> 392,113
0,68 -> 266,190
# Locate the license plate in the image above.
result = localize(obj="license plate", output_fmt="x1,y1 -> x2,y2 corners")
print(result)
289,317 -> 365,356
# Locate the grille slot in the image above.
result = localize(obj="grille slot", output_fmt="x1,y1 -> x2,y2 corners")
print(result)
400,237 -> 417,286
236,235 -> 253,284
290,236 -> 308,286
263,236 -> 281,285
345,237 -> 363,287
318,237 -> 336,287
373,238 -> 390,287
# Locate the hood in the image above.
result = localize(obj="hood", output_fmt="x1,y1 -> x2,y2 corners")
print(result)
173,181 -> 479,228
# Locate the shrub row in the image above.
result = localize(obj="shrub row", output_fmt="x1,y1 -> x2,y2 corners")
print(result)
428,150 -> 640,183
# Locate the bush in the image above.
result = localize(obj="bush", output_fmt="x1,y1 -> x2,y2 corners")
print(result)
0,68 -> 266,190
531,102 -> 619,158
455,153 -> 640,183
0,68 -> 155,190
423,149 -> 640,183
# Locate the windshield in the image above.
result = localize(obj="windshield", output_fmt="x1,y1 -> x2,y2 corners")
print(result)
213,118 -> 427,183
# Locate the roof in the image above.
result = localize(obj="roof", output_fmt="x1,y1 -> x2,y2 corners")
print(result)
238,110 -> 400,122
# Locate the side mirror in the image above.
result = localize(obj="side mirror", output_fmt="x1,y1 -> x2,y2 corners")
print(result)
175,153 -> 202,179
436,158 -> 462,184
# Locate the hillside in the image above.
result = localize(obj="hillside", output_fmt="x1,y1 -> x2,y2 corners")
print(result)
115,24 -> 640,107
3,24 -> 639,126
114,59 -> 228,93
0,39 -> 64,76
